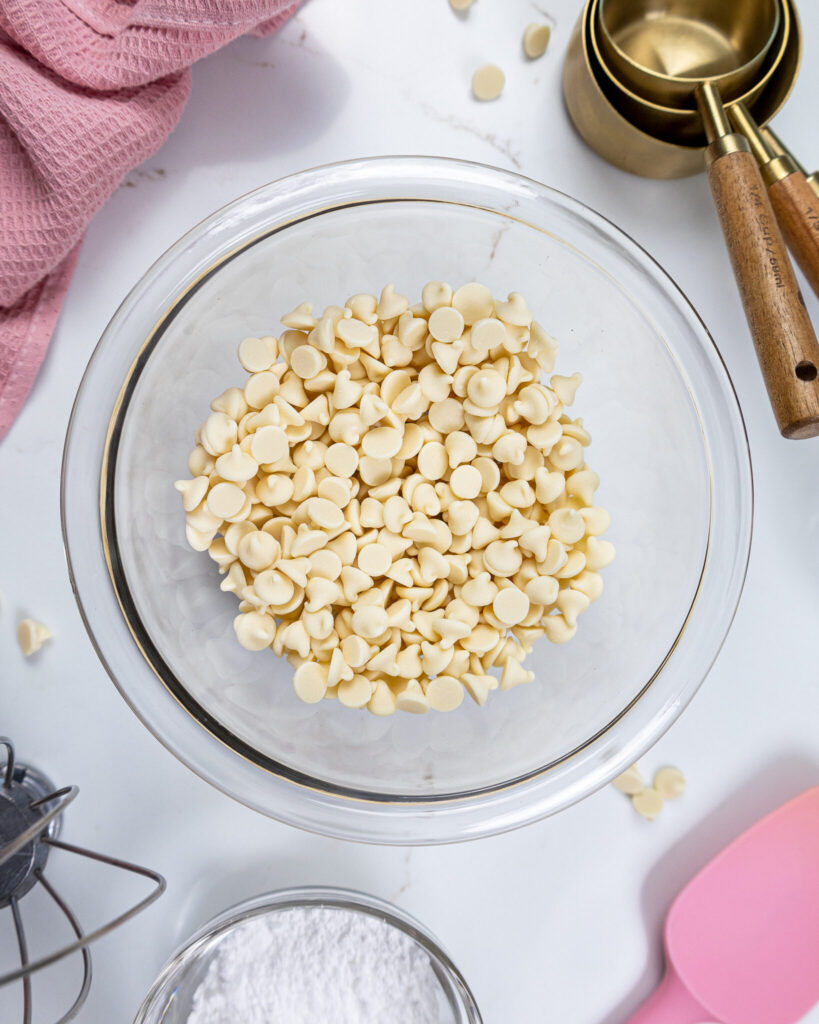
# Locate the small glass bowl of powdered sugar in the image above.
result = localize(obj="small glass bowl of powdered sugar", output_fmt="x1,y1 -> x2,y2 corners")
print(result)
133,886 -> 482,1024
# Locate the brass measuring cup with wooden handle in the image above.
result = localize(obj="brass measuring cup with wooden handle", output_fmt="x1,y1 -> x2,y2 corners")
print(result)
730,104 -> 819,298
597,0 -> 819,438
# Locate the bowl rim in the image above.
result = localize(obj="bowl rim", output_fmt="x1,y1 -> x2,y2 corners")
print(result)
61,155 -> 753,843
132,885 -> 483,1024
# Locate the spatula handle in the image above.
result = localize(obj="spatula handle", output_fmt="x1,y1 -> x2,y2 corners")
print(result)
625,967 -> 711,1023
705,145 -> 819,439
767,170 -> 819,299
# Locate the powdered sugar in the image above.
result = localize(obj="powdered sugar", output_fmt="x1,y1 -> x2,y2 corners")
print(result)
186,905 -> 443,1023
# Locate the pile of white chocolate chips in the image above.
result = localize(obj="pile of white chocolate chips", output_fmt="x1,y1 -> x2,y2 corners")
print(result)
176,282 -> 614,715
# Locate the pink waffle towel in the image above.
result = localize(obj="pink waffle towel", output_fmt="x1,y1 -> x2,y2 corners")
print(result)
0,0 -> 299,439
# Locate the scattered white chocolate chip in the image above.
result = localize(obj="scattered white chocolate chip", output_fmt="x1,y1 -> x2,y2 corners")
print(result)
17,618 -> 51,656
654,766 -> 686,800
612,765 -> 643,796
179,282 -> 613,714
450,0 -> 476,9
472,64 -> 505,102
523,22 -> 551,59
632,787 -> 664,821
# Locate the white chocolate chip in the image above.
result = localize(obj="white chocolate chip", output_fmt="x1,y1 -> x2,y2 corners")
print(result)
452,283 -> 494,325
351,605 -> 389,640
426,675 -> 464,712
542,614 -> 576,644
428,306 -> 465,343
580,506 -> 611,536
422,281 -> 453,311
632,787 -> 664,821
484,540 -> 523,577
234,611 -> 276,651
17,618 -> 51,656
281,302 -> 316,331
293,662 -> 328,703
417,442 -> 449,481
523,22 -> 551,59
500,657 -> 534,690
338,674 -> 373,709
494,292 -> 532,327
449,464 -> 482,499
428,398 -> 465,433
216,445 -> 258,484
467,368 -> 506,409
551,372 -> 582,406
238,336 -> 277,373
325,442 -> 359,478
524,574 -> 558,606
200,411 -> 238,456
251,426 -> 288,465
244,371 -> 281,410
583,537 -> 616,571
549,508 -> 586,545
357,542 -> 392,578
255,569 -> 295,606
612,765 -> 643,795
654,766 -> 686,799
492,586 -> 530,626
472,64 -> 505,102
237,530 -> 278,571
376,283 -> 409,321
207,482 -> 246,520
362,427 -> 403,459
394,679 -> 429,714
175,476 -> 209,512
211,387 -> 249,422
549,436 -> 584,472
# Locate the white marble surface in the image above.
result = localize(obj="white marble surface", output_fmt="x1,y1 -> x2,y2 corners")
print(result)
2,0 -> 819,1021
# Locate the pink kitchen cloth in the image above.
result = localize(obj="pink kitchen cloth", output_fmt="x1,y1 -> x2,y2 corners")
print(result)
0,0 -> 300,440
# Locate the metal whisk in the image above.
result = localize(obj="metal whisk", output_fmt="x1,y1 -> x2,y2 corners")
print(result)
0,737 -> 166,1022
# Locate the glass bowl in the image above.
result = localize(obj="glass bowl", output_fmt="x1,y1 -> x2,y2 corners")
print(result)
133,886 -> 482,1023
62,156 -> 752,843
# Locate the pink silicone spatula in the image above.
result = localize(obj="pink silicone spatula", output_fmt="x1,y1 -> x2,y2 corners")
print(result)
627,786 -> 819,1024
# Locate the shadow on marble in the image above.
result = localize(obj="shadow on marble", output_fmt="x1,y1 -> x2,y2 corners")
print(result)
169,838 -> 397,951
173,21 -> 350,171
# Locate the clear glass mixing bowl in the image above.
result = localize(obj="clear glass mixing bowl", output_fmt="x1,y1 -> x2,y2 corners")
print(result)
133,887 -> 481,1023
62,157 -> 752,843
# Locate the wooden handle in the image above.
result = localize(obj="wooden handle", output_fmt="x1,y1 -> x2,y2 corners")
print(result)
706,147 -> 819,439
768,171 -> 819,299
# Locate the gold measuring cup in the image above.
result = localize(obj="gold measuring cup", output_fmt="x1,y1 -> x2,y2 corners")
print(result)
563,0 -> 800,177
597,0 -> 780,106
563,5 -> 702,177
730,104 -> 819,298
563,0 -> 819,437
588,0 -> 792,142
